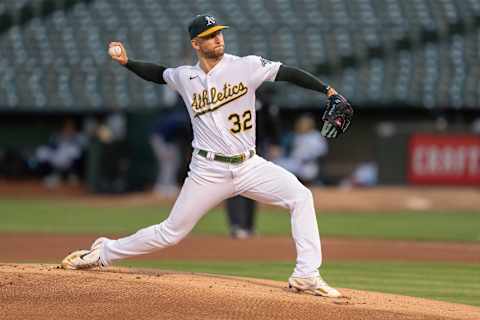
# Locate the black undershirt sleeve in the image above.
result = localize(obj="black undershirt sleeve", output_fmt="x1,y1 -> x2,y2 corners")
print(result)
124,59 -> 167,84
275,64 -> 329,94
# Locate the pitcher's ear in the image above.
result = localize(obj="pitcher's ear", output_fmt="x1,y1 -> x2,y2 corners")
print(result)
191,38 -> 200,50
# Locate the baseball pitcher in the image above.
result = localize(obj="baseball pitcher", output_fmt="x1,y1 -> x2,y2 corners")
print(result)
62,14 -> 353,298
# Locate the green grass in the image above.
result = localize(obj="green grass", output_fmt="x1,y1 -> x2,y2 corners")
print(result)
1,199 -> 480,241
3,198 -> 478,307
118,260 -> 480,307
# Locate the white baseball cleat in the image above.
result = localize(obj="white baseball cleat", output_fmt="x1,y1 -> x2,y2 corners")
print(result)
61,237 -> 109,270
288,275 -> 342,298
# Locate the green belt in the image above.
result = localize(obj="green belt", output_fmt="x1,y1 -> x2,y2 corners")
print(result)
197,149 -> 255,164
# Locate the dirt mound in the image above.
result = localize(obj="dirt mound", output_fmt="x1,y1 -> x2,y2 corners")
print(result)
1,264 -> 479,320
3,234 -> 480,263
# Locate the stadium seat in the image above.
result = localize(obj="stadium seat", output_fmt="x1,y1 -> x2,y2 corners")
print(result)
0,0 -> 479,109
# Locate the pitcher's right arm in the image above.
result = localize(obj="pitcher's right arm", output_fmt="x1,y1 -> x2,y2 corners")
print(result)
108,41 -> 167,85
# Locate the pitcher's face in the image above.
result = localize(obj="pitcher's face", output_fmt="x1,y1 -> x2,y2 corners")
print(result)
192,31 -> 225,59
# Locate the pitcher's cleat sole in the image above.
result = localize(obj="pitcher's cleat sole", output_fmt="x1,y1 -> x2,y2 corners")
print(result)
289,284 -> 342,298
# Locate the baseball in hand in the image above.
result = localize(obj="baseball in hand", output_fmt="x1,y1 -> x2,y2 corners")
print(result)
109,46 -> 122,56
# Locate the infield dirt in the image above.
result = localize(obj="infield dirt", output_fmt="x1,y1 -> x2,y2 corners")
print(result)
1,264 -> 480,320
3,233 -> 480,263
1,181 -> 480,212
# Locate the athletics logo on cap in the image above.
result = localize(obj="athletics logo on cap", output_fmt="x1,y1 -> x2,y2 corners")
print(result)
188,14 -> 229,39
205,16 -> 216,26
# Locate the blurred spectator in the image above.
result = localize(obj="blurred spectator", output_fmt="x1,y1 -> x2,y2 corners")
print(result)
150,94 -> 189,198
96,108 -> 127,144
340,161 -> 379,188
274,114 -> 328,185
32,119 -> 87,188
82,108 -> 129,194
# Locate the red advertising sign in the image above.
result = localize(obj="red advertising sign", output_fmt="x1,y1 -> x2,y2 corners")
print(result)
408,134 -> 480,185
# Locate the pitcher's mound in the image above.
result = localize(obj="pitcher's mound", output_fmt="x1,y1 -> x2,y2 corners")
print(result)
1,264 -> 478,320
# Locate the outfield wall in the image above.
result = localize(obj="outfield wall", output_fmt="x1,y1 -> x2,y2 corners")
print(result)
1,108 -> 479,192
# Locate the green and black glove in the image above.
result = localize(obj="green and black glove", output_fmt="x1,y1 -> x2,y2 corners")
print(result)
321,94 -> 353,138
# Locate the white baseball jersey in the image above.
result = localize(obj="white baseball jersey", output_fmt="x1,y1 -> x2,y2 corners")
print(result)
162,54 -> 282,156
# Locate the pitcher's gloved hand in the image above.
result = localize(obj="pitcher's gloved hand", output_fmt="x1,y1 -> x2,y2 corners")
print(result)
321,94 -> 353,138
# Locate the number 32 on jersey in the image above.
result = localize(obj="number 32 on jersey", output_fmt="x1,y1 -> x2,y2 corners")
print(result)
228,110 -> 252,134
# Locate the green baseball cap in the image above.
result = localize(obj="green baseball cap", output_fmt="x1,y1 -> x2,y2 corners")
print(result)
188,14 -> 229,39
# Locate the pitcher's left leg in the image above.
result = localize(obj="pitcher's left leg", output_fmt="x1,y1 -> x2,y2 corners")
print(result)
234,156 -> 321,278
236,157 -> 341,297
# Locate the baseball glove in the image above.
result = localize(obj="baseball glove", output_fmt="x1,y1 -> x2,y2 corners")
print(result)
321,94 -> 353,138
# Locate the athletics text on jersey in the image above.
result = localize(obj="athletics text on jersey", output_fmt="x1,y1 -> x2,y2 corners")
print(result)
162,54 -> 281,156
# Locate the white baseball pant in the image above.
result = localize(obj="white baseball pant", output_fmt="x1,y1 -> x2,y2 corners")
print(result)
101,152 -> 322,278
